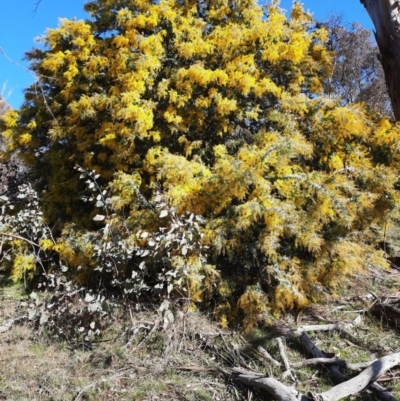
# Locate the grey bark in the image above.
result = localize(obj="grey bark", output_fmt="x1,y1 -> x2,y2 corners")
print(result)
232,368 -> 309,401
257,345 -> 281,367
233,332 -> 398,401
299,332 -> 397,401
234,348 -> 400,401
360,0 -> 400,120
319,353 -> 400,401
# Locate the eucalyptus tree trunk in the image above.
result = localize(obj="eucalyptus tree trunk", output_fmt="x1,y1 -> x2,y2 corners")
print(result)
360,0 -> 400,120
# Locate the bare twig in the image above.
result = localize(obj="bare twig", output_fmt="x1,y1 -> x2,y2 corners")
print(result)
257,345 -> 281,367
0,232 -> 42,249
32,0 -> 43,16
277,337 -> 295,381
230,341 -> 253,370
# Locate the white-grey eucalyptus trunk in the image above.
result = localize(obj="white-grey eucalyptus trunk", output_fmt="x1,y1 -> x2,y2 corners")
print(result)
360,0 -> 400,120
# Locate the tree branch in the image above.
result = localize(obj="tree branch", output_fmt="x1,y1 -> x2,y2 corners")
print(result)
299,332 -> 397,401
0,232 -> 42,249
32,0 -> 43,16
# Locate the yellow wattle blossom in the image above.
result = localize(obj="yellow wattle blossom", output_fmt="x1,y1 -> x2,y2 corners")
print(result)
18,133 -> 32,146
329,154 -> 344,171
215,96 -> 237,116
39,239 -> 55,251
11,254 -> 36,283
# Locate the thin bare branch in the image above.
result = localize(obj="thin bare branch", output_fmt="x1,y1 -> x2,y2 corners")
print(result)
0,232 -> 42,249
277,337 -> 295,381
257,345 -> 281,367
32,0 -> 43,17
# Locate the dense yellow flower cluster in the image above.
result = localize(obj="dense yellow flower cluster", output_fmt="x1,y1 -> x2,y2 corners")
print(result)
11,254 -> 36,283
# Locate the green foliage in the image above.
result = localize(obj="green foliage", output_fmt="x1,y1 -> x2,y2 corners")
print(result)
1,0 -> 400,331
0,184 -> 55,285
62,165 -> 214,304
27,288 -> 114,344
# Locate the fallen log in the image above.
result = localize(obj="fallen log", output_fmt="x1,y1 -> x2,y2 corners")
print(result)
234,350 -> 400,401
232,368 -> 310,401
299,332 -> 397,401
232,326 -> 398,401
294,315 -> 363,336
290,357 -> 346,369
315,352 -> 400,401
295,316 -> 364,348
290,357 -> 375,371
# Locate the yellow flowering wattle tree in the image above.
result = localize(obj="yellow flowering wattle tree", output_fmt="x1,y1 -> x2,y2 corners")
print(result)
2,0 -> 400,330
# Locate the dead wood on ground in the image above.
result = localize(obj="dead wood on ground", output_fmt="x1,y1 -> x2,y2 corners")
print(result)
227,320 -> 399,401
370,294 -> 400,327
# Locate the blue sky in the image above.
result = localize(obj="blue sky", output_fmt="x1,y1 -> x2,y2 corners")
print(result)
0,0 -> 374,109
280,0 -> 372,29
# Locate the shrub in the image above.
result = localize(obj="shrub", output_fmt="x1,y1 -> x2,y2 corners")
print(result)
1,0 -> 400,330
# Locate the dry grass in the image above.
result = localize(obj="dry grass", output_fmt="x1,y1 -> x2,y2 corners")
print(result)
0,287 -> 237,401
1,267 -> 400,401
